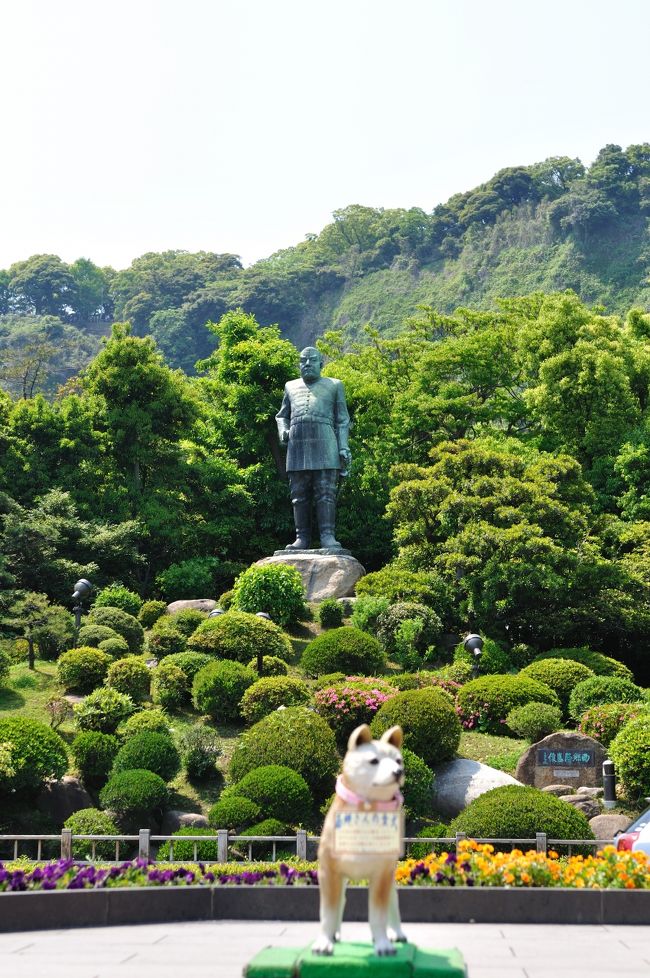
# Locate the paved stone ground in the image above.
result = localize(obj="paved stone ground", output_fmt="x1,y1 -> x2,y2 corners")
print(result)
0,920 -> 649,978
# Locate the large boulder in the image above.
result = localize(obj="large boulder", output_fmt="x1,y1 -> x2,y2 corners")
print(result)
166,599 -> 217,614
589,813 -> 632,841
432,758 -> 523,819
36,776 -> 93,827
256,553 -> 366,601
561,794 -> 601,820
160,810 -> 208,835
515,732 -> 605,790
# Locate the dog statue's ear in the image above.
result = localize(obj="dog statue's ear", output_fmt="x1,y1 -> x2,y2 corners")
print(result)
347,724 -> 373,751
380,725 -> 403,749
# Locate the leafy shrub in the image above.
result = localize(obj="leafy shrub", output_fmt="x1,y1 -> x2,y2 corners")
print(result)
111,731 -> 181,782
245,655 -> 289,677
119,709 -> 171,740
99,769 -> 168,822
138,600 -> 167,628
450,785 -> 594,850
609,716 -> 650,800
370,688 -> 461,767
71,731 -> 120,785
64,808 -> 121,860
453,637 -> 513,676
355,566 -> 451,608
433,661 -> 474,685
146,621 -> 187,659
177,724 -> 222,779
456,675 -> 560,735
73,687 -> 135,733
0,717 -> 68,793
578,702 -> 648,747
192,660 -> 256,721
232,563 -> 305,627
318,599 -> 344,629
45,694 -> 72,730
94,585 -> 142,617
56,646 -> 112,693
167,608 -> 207,637
154,557 -> 244,601
225,765 -> 313,825
533,648 -> 634,681
187,611 -> 292,664
567,676 -> 644,721
402,747 -> 434,819
208,795 -> 261,830
240,676 -> 311,724
98,636 -> 130,657
218,589 -> 234,611
314,678 -> 397,748
162,651 -> 213,680
301,627 -> 386,677
391,672 -> 461,701
312,672 -> 346,689
88,606 -> 145,654
229,706 -> 339,803
151,661 -> 189,709
106,656 -> 151,703
408,822 -> 451,859
31,605 -> 75,661
520,659 -> 595,713
350,596 -> 390,636
505,702 -> 563,742
241,818 -> 287,849
0,648 -> 10,686
157,827 -> 220,861
376,603 -> 442,657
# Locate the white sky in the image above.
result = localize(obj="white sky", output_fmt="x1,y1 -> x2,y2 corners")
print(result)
2,0 -> 649,271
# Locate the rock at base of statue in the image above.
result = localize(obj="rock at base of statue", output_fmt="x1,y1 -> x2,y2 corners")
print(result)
166,598 -> 217,614
256,552 -> 366,602
515,732 -> 605,790
431,758 -> 523,819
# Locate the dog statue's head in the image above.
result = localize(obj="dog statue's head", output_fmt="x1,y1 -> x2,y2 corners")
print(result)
341,724 -> 404,804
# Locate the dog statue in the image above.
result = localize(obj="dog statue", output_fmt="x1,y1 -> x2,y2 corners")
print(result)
313,723 -> 407,956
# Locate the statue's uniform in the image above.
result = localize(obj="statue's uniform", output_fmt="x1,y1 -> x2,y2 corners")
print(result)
275,377 -> 350,547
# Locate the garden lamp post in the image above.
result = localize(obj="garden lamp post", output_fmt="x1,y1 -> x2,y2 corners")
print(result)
464,633 -> 483,679
71,579 -> 93,648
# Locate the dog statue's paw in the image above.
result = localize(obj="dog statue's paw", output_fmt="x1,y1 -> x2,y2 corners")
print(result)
374,938 -> 397,956
389,928 -> 408,943
312,936 -> 335,956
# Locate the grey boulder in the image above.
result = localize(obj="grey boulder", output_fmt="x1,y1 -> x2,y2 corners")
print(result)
432,758 -> 523,819
160,810 -> 209,835
589,813 -> 632,840
166,599 -> 217,614
36,776 -> 94,827
561,794 -> 601,820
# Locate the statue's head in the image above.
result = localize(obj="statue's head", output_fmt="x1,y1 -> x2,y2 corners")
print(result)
299,347 -> 323,383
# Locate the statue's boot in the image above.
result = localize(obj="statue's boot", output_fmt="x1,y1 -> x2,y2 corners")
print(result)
286,501 -> 311,550
317,499 -> 341,549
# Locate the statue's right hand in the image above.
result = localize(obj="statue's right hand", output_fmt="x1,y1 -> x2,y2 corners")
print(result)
280,430 -> 289,445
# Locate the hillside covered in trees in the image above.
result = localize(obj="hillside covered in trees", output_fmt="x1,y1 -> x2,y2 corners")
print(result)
1,142 -> 649,391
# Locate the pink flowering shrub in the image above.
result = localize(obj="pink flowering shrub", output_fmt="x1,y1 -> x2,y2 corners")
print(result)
578,702 -> 648,747
314,677 -> 398,747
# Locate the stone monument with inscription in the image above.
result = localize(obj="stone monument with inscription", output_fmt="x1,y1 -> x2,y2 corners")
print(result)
515,731 -> 605,790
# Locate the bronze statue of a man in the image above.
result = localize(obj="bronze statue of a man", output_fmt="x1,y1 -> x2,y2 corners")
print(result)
276,347 -> 351,550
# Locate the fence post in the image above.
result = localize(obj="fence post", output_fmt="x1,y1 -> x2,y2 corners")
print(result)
60,828 -> 72,860
139,829 -> 151,861
536,832 -> 547,854
296,829 -> 307,860
217,829 -> 229,863
455,832 -> 466,857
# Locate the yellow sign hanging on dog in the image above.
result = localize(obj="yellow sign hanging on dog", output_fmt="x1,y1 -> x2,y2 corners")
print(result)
334,810 -> 402,856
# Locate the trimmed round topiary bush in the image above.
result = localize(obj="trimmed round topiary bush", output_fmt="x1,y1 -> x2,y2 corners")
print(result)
578,702 -> 648,747
376,602 -> 442,657
161,651 -> 213,680
138,600 -> 167,629
106,656 -> 151,703
71,731 -> 120,785
240,676 -> 311,724
63,808 -> 121,860
456,674 -> 561,735
568,676 -> 644,721
192,660 -> 256,721
450,785 -> 595,851
166,608 -> 207,637
609,715 -> 650,800
433,662 -> 474,685
208,795 -> 261,830
0,717 -> 68,793
402,747 -> 434,819
225,765 -> 313,825
146,621 -> 187,659
370,688 -> 461,767
453,637 -> 513,676
111,731 -> 181,782
533,648 -> 634,681
245,655 -> 289,677
73,687 -> 135,733
118,709 -> 171,740
99,769 -> 168,823
151,661 -> 190,710
229,706 -> 339,803
94,585 -> 142,618
301,627 -> 386,677
520,659 -> 595,713
98,636 -> 130,657
77,624 -> 121,649
56,646 -> 112,693
232,563 -> 306,627
318,598 -> 344,629
187,611 -> 292,664
157,827 -> 220,862
88,606 -> 145,654
314,678 -> 398,748
505,702 -> 563,742
177,724 -> 222,779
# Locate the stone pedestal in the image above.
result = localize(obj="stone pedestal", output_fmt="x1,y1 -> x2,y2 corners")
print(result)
256,551 -> 365,602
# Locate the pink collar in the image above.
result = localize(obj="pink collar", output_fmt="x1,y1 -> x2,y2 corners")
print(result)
335,775 -> 403,812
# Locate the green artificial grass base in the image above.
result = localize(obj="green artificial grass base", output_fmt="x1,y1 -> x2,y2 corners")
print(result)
244,942 -> 467,977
